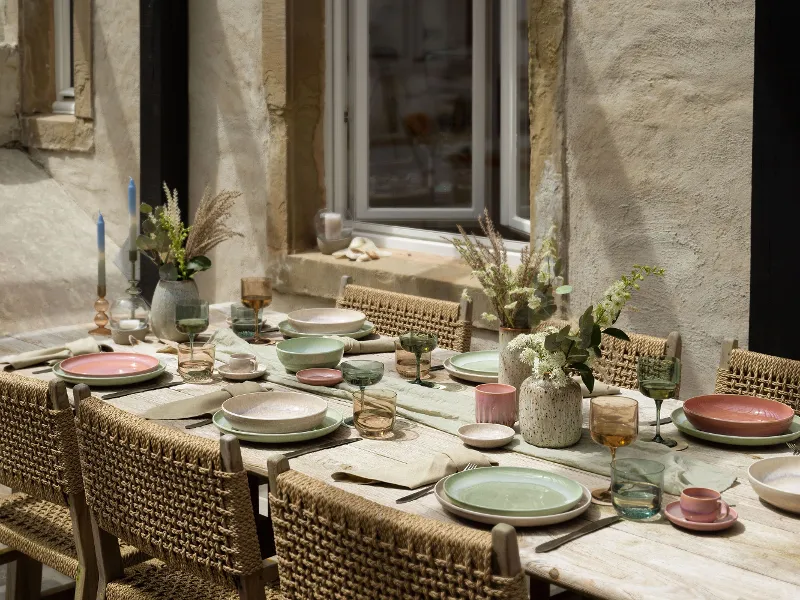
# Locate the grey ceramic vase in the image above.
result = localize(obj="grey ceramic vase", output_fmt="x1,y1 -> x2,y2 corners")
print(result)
519,377 -> 583,448
498,328 -> 531,402
150,279 -> 200,342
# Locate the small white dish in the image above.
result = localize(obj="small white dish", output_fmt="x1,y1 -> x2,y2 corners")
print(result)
748,456 -> 800,514
218,365 -> 268,381
287,308 -> 366,335
457,423 -> 515,449
221,391 -> 328,434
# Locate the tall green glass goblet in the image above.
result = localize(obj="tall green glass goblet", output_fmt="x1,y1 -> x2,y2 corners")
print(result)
637,356 -> 681,447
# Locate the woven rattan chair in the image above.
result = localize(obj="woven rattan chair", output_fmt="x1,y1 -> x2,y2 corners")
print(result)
336,275 -> 473,352
72,386 -> 281,600
715,340 -> 800,416
0,372 -> 143,600
266,455 -> 528,600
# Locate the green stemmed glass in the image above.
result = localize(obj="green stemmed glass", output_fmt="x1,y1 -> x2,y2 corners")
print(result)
341,360 -> 385,402
175,300 -> 209,359
399,331 -> 438,387
637,356 -> 681,447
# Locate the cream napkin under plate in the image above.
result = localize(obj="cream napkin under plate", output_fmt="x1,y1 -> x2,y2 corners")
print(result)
1,337 -> 108,370
573,377 -> 620,397
331,447 -> 493,489
142,381 -> 266,420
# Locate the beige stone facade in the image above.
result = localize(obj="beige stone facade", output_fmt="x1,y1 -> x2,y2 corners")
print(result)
0,0 -> 754,396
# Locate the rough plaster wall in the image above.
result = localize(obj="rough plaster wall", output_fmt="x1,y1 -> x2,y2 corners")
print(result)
564,0 -> 754,398
0,0 -> 19,144
189,0 -> 269,304
29,0 -> 140,253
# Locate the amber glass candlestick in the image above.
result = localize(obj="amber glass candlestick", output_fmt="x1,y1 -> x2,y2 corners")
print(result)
89,285 -> 111,336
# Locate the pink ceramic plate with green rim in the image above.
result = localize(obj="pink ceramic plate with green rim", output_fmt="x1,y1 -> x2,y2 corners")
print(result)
59,352 -> 161,377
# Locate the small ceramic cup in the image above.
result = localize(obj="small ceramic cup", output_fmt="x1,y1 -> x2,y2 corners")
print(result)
680,487 -> 729,523
227,352 -> 258,373
475,383 -> 517,427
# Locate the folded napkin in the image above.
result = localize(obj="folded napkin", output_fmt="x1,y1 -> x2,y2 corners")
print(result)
1,337 -> 107,370
331,447 -> 493,489
573,376 -> 620,397
327,336 -> 397,354
142,381 -> 266,420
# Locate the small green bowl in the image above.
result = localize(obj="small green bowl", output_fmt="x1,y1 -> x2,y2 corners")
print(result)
276,337 -> 345,374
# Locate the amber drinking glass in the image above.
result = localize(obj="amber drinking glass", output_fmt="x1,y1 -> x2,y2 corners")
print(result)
177,342 -> 215,383
353,389 -> 397,439
590,396 -> 639,503
240,277 -> 272,345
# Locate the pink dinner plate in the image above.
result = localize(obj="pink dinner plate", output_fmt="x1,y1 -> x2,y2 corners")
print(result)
683,394 -> 794,437
664,501 -> 738,532
296,368 -> 343,387
59,353 -> 161,378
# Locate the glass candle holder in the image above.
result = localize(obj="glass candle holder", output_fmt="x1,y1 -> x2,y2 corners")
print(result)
353,389 -> 397,439
177,342 -> 215,383
395,345 -> 431,379
108,294 -> 150,345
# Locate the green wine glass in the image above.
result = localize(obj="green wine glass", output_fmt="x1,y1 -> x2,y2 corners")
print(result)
637,356 -> 681,447
175,300 -> 209,358
398,331 -> 438,387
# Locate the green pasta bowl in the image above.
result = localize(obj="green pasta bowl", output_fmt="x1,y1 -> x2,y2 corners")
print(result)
276,337 -> 345,374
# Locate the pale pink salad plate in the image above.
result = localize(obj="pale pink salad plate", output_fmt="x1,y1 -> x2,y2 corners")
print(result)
59,353 -> 161,378
664,501 -> 738,532
683,394 -> 794,437
296,368 -> 344,386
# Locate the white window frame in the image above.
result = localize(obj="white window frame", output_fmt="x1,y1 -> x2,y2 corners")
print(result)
325,0 -> 529,259
53,0 -> 75,115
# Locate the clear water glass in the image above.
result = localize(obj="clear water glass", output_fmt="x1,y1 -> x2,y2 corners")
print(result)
611,458 -> 664,520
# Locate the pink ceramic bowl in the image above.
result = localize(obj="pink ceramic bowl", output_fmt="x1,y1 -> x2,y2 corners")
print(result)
683,394 -> 794,437
475,383 -> 517,427
296,368 -> 344,387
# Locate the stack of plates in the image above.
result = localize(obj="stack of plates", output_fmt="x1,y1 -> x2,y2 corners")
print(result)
435,466 -> 590,526
672,408 -> 800,446
213,391 -> 343,443
443,351 -> 499,383
54,353 -> 166,387
281,308 -> 374,339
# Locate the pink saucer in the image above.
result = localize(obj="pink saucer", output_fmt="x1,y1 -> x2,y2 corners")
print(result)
664,501 -> 738,531
296,368 -> 343,386
59,353 -> 160,377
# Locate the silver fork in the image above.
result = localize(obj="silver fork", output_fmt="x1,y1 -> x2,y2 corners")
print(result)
396,462 -> 479,504
787,442 -> 800,456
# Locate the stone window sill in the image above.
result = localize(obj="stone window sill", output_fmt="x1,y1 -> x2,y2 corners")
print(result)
21,114 -> 94,152
277,250 -> 494,327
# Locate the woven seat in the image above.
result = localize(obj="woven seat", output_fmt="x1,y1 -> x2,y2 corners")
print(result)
0,493 -> 144,579
336,275 -> 473,352
715,340 -> 800,416
266,456 -> 528,600
74,391 -> 278,600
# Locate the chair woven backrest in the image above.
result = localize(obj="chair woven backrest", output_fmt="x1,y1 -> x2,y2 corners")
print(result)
0,372 -> 83,506
594,332 -> 675,390
75,396 -> 263,586
716,348 -> 800,416
269,469 -> 527,600
337,283 -> 472,352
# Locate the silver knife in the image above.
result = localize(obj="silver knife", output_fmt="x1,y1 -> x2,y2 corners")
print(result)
101,381 -> 183,400
396,483 -> 437,504
535,516 -> 621,553
284,437 -> 362,459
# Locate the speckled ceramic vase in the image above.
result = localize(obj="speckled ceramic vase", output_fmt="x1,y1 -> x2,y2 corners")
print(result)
498,328 -> 531,402
519,377 -> 583,448
150,279 -> 199,342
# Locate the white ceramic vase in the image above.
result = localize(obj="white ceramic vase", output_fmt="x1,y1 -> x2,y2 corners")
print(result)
150,279 -> 200,342
498,327 -> 531,401
519,377 -> 583,448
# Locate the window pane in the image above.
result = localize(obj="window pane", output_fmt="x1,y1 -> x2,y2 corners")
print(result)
516,0 -> 530,221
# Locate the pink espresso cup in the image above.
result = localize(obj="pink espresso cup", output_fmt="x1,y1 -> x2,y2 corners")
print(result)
680,487 -> 729,523
475,383 -> 517,427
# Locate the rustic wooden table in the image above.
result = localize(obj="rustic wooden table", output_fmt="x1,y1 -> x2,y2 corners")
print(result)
3,307 -> 799,600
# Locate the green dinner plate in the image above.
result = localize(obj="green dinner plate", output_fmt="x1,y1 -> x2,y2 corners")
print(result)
279,320 -> 375,340
213,408 -> 343,443
672,408 -> 800,446
53,360 -> 166,387
449,351 -> 500,376
443,466 -> 584,516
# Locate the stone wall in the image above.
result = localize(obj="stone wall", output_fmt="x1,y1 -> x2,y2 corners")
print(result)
0,0 -> 19,144
563,0 -> 754,397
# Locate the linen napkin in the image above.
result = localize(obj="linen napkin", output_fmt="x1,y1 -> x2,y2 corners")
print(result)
331,447 -> 493,489
573,377 -> 620,397
1,337 -> 107,370
142,381 -> 266,420
327,336 -> 398,354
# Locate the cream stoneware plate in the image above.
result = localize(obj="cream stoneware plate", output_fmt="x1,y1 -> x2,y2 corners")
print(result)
53,360 -> 166,387
60,352 -> 161,377
443,466 -> 584,516
457,423 -> 515,449
213,408 -> 343,443
443,358 -> 498,384
217,365 -> 268,382
435,478 -> 591,527
287,308 -> 366,335
221,391 -> 328,434
672,408 -> 800,446
748,456 -> 800,514
279,320 -> 376,340
449,351 -> 500,376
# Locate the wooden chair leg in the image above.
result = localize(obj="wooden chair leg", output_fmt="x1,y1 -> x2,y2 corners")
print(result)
7,554 -> 43,600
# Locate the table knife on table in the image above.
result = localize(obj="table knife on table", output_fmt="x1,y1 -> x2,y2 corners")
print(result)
535,516 -> 621,553
284,437 -> 362,459
101,381 -> 183,400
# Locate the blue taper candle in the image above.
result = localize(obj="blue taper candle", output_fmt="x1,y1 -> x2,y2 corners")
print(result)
128,177 -> 137,256
97,212 -> 106,288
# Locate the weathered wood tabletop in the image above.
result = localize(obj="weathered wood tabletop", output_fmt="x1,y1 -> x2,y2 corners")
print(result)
3,307 -> 799,600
